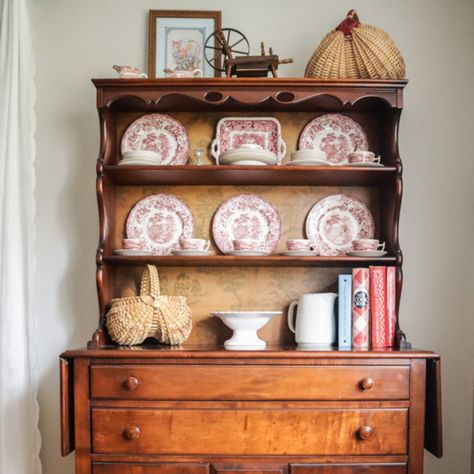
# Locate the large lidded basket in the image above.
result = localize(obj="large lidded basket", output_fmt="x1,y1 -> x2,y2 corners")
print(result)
106,265 -> 192,346
305,10 -> 406,79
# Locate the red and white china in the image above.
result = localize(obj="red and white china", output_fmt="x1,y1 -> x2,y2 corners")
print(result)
299,114 -> 368,165
113,65 -> 147,78
226,250 -> 268,257
218,144 -> 278,166
280,250 -> 319,257
172,249 -> 213,257
286,239 -> 317,252
211,117 -> 286,164
113,249 -> 154,256
122,238 -> 146,250
352,238 -> 385,251
212,194 -> 282,255
180,238 -> 211,251
346,250 -> 388,258
305,194 -> 375,256
347,151 -> 380,164
126,194 -> 195,255
233,238 -> 263,251
121,113 -> 189,165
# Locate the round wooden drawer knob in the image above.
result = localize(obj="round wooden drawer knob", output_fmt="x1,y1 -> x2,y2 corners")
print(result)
124,376 -> 139,391
124,425 -> 141,440
358,425 -> 374,440
360,377 -> 375,390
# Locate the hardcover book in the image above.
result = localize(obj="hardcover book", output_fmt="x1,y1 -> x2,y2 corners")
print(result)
352,268 -> 370,348
370,266 -> 387,347
386,266 -> 397,347
338,274 -> 352,348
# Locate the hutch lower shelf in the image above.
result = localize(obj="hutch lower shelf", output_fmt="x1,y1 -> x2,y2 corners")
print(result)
60,345 -> 442,474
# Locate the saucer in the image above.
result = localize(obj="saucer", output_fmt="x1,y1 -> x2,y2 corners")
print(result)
346,250 -> 388,257
286,158 -> 329,166
114,249 -> 154,256
345,162 -> 384,167
172,250 -> 213,256
226,250 -> 268,256
280,250 -> 319,256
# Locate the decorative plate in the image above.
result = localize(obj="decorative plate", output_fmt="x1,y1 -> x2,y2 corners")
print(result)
126,194 -> 195,255
305,194 -> 374,256
212,194 -> 282,255
299,114 -> 368,165
219,149 -> 278,166
211,117 -> 286,163
121,113 -> 189,165
346,250 -> 387,257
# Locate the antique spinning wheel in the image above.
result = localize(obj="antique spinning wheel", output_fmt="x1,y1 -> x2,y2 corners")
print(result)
204,28 -> 250,73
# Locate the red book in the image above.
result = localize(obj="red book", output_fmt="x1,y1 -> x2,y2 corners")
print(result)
370,266 -> 387,347
386,267 -> 397,347
352,268 -> 370,348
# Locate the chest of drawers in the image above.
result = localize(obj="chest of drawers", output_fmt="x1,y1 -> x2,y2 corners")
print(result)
60,346 -> 442,474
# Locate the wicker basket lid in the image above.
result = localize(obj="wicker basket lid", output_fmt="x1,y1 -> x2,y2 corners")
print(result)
305,10 -> 406,79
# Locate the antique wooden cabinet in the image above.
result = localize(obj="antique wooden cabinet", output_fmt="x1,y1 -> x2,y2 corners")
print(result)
60,78 -> 442,474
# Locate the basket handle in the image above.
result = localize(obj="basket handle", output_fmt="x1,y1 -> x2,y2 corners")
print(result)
140,265 -> 161,298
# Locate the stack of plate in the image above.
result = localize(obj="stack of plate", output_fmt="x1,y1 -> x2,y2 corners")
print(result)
287,150 -> 328,166
118,150 -> 162,166
218,144 -> 278,166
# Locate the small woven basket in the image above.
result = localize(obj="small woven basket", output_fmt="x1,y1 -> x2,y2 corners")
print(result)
106,265 -> 192,346
305,10 -> 406,79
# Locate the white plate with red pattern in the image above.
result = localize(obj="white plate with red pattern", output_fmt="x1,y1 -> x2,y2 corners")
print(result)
211,117 -> 286,164
299,114 -> 368,165
121,113 -> 189,165
212,194 -> 282,255
126,194 -> 195,255
305,194 -> 375,256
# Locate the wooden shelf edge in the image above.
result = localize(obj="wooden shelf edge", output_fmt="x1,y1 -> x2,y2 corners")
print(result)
103,255 -> 398,267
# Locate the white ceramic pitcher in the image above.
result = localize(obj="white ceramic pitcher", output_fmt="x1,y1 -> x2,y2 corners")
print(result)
287,293 -> 337,347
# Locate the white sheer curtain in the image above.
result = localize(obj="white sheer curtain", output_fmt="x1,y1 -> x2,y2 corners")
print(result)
0,0 -> 41,472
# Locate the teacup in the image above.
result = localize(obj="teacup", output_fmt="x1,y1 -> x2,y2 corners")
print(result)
233,239 -> 263,251
164,68 -> 202,78
113,65 -> 147,79
180,238 -> 210,251
352,239 -> 385,251
286,239 -> 317,252
347,151 -> 380,164
123,238 -> 146,250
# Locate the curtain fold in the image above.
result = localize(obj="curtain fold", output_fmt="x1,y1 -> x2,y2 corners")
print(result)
0,0 -> 42,472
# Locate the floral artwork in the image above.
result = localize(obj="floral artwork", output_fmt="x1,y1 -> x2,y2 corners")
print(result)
171,39 -> 202,71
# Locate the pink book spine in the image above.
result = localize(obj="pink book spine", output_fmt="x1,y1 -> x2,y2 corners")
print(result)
352,268 -> 370,348
370,266 -> 387,347
386,267 -> 397,347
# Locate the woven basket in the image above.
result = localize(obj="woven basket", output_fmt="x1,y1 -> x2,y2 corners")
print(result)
305,10 -> 406,79
106,265 -> 192,346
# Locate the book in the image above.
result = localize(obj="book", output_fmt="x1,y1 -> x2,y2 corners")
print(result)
370,266 -> 387,347
338,274 -> 352,348
352,268 -> 370,348
386,266 -> 397,347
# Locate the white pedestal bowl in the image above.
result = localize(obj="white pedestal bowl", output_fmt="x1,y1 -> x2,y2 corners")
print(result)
212,311 -> 282,350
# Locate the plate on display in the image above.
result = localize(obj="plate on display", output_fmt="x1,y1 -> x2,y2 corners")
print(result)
113,249 -> 154,256
172,250 -> 213,256
218,148 -> 278,166
299,114 -> 368,165
286,159 -> 329,166
211,117 -> 286,163
212,194 -> 282,255
345,162 -> 384,167
305,194 -> 375,256
346,250 -> 388,257
279,250 -> 319,256
126,194 -> 195,255
226,250 -> 269,257
121,113 -> 189,165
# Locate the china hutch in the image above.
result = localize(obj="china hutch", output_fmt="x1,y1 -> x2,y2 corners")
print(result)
60,78 -> 442,474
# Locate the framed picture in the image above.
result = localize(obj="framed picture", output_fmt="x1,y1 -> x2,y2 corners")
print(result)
148,10 -> 222,78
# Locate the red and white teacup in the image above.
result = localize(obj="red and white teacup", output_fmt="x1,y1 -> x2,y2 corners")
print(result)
347,151 -> 380,164
352,239 -> 385,251
286,239 -> 318,252
180,238 -> 210,251
123,238 -> 146,250
233,239 -> 263,251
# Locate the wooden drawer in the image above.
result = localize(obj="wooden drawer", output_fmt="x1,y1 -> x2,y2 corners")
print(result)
290,464 -> 406,474
93,462 -> 210,474
92,407 -> 408,455
90,365 -> 409,400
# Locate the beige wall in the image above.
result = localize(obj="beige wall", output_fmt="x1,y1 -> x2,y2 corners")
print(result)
32,0 -> 474,473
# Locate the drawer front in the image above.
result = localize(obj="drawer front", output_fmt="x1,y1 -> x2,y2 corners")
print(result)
90,365 -> 409,400
93,462 -> 210,474
290,464 -> 406,474
92,408 -> 408,455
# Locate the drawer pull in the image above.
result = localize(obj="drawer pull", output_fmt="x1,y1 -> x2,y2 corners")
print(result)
124,425 -> 141,440
358,425 -> 374,440
124,376 -> 139,391
360,377 -> 375,390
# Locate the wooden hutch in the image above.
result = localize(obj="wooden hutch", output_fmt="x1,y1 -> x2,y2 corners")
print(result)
60,78 -> 442,474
